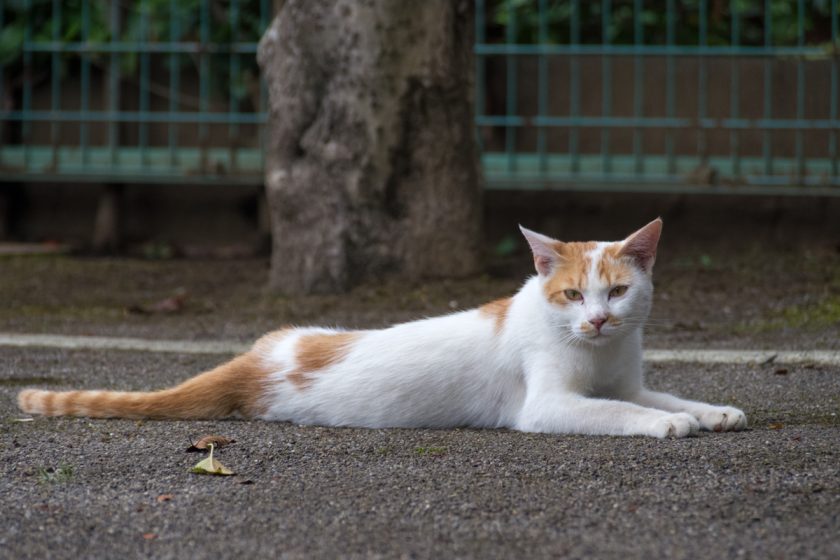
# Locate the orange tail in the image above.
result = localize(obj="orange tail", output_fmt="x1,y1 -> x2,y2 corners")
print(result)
17,353 -> 270,420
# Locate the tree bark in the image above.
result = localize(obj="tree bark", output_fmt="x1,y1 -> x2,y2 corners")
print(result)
257,0 -> 482,294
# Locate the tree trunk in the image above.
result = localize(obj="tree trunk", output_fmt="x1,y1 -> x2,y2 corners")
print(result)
257,0 -> 482,294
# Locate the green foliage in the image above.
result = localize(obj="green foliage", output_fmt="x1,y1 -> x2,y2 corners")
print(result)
0,0 -> 266,103
491,0 -> 837,47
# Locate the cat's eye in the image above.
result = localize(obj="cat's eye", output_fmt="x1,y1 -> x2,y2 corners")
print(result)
564,289 -> 583,301
609,285 -> 629,299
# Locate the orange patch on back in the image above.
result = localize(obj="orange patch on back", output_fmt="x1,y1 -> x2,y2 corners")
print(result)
480,297 -> 513,333
288,332 -> 360,389
543,241 -> 597,303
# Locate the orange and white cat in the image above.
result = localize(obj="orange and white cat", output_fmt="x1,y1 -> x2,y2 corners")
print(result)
18,219 -> 746,438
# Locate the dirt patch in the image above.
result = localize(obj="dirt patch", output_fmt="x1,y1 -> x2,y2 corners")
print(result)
1,234 -> 838,350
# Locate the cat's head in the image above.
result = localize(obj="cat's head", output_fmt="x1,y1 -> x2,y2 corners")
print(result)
520,219 -> 662,345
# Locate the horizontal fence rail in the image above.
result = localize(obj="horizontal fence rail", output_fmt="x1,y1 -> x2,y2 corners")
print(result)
475,0 -> 840,194
0,0 -> 271,184
1,0 -> 839,195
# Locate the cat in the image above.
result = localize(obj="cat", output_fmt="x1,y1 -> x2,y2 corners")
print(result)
17,218 -> 746,438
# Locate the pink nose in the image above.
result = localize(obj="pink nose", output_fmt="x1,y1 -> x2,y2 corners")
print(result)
588,317 -> 608,331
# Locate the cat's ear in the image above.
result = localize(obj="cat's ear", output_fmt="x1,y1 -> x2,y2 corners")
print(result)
619,218 -> 663,273
519,225 -> 563,276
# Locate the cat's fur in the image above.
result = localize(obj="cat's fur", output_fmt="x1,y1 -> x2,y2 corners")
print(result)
17,219 -> 746,438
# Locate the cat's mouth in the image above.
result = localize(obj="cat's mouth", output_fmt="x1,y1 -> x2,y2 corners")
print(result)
573,325 -> 618,344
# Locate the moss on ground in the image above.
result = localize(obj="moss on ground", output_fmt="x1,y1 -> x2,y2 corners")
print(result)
737,295 -> 840,334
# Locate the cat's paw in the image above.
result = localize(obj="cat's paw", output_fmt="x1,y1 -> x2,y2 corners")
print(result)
694,406 -> 747,432
650,412 -> 700,438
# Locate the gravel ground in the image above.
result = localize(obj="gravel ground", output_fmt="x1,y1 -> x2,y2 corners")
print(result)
1,348 -> 839,559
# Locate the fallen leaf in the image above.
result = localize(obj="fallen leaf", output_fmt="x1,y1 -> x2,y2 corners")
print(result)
11,418 -> 34,423
768,422 -> 784,430
127,290 -> 188,315
143,533 -> 157,541
148,293 -> 188,313
774,368 -> 789,375
156,494 -> 173,503
190,443 -> 235,476
186,435 -> 236,453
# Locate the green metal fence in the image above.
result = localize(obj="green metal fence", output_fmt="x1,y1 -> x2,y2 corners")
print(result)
0,0 -> 270,185
1,1 -> 839,195
477,0 -> 840,195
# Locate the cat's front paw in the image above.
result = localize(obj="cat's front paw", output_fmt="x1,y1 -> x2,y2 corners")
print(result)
650,412 -> 699,438
694,406 -> 747,432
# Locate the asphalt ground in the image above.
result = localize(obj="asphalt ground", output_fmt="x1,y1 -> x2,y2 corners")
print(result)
1,346 -> 838,559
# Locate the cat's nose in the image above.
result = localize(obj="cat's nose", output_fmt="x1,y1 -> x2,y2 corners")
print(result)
588,317 -> 608,332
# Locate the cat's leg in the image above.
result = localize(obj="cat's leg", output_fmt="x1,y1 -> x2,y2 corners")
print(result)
626,389 -> 747,432
514,393 -> 700,438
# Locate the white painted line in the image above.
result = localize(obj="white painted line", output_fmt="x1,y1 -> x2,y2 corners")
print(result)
0,333 -> 248,355
0,333 -> 838,366
644,349 -> 840,366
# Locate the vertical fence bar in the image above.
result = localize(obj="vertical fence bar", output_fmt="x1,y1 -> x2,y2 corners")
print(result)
730,0 -> 740,177
665,0 -> 675,175
505,0 -> 517,174
832,0 -> 838,178
22,0 -> 32,169
199,0 -> 211,173
50,0 -> 61,170
109,1 -> 120,167
259,0 -> 270,171
795,0 -> 805,182
140,0 -> 150,167
0,0 -> 4,166
601,0 -> 612,175
697,0 -> 707,161
633,0 -> 643,175
475,0 -> 486,153
80,0 -> 90,166
169,0 -> 179,168
537,0 -> 547,174
229,0 -> 240,171
763,0 -> 773,176
569,0 -> 580,174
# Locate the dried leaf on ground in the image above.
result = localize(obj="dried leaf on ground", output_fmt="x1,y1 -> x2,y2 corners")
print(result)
127,289 -> 188,315
186,435 -> 236,453
156,494 -> 173,503
190,443 -> 235,476
142,533 -> 157,540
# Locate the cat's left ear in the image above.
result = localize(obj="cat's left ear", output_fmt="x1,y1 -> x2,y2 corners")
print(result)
519,225 -> 563,276
619,218 -> 662,273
